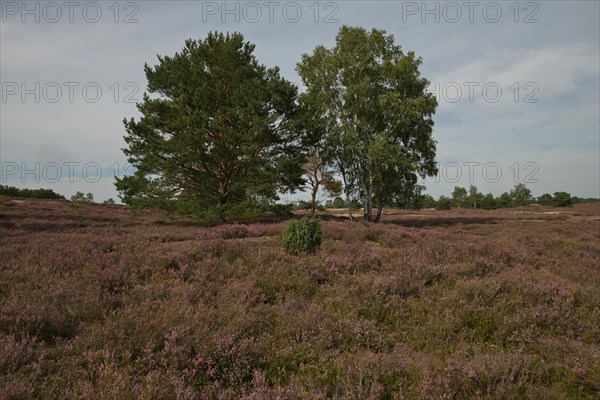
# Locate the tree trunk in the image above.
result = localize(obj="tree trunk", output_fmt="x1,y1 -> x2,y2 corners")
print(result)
363,192 -> 372,222
338,161 -> 354,222
363,179 -> 373,222
373,204 -> 383,223
358,163 -> 372,222
310,185 -> 318,215
347,201 -> 354,222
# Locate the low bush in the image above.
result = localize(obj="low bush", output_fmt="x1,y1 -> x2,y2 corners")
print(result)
282,218 -> 322,255
553,192 -> 574,207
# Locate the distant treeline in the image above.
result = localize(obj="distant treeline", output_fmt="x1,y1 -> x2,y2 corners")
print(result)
0,185 -> 65,200
314,184 -> 599,211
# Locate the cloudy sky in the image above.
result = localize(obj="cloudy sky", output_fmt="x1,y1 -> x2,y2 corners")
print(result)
1,0 -> 599,202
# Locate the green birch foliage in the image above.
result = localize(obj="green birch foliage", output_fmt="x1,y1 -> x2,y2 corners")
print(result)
297,26 -> 438,221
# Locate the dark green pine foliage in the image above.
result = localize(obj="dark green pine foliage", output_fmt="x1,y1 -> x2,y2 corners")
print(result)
116,32 -> 308,212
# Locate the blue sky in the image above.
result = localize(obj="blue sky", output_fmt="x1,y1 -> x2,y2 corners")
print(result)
1,1 -> 599,202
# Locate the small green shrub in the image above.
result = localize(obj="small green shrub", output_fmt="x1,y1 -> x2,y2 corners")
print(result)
199,201 -> 265,225
552,191 -> 573,207
268,203 -> 293,219
436,195 -> 452,210
282,218 -> 322,255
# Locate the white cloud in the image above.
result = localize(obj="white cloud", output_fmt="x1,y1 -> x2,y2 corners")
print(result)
433,43 -> 599,108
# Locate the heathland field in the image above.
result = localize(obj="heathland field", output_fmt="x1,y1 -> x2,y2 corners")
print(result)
1,199 -> 599,398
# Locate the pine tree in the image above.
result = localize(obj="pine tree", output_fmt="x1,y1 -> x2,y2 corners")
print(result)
116,32 -> 310,214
